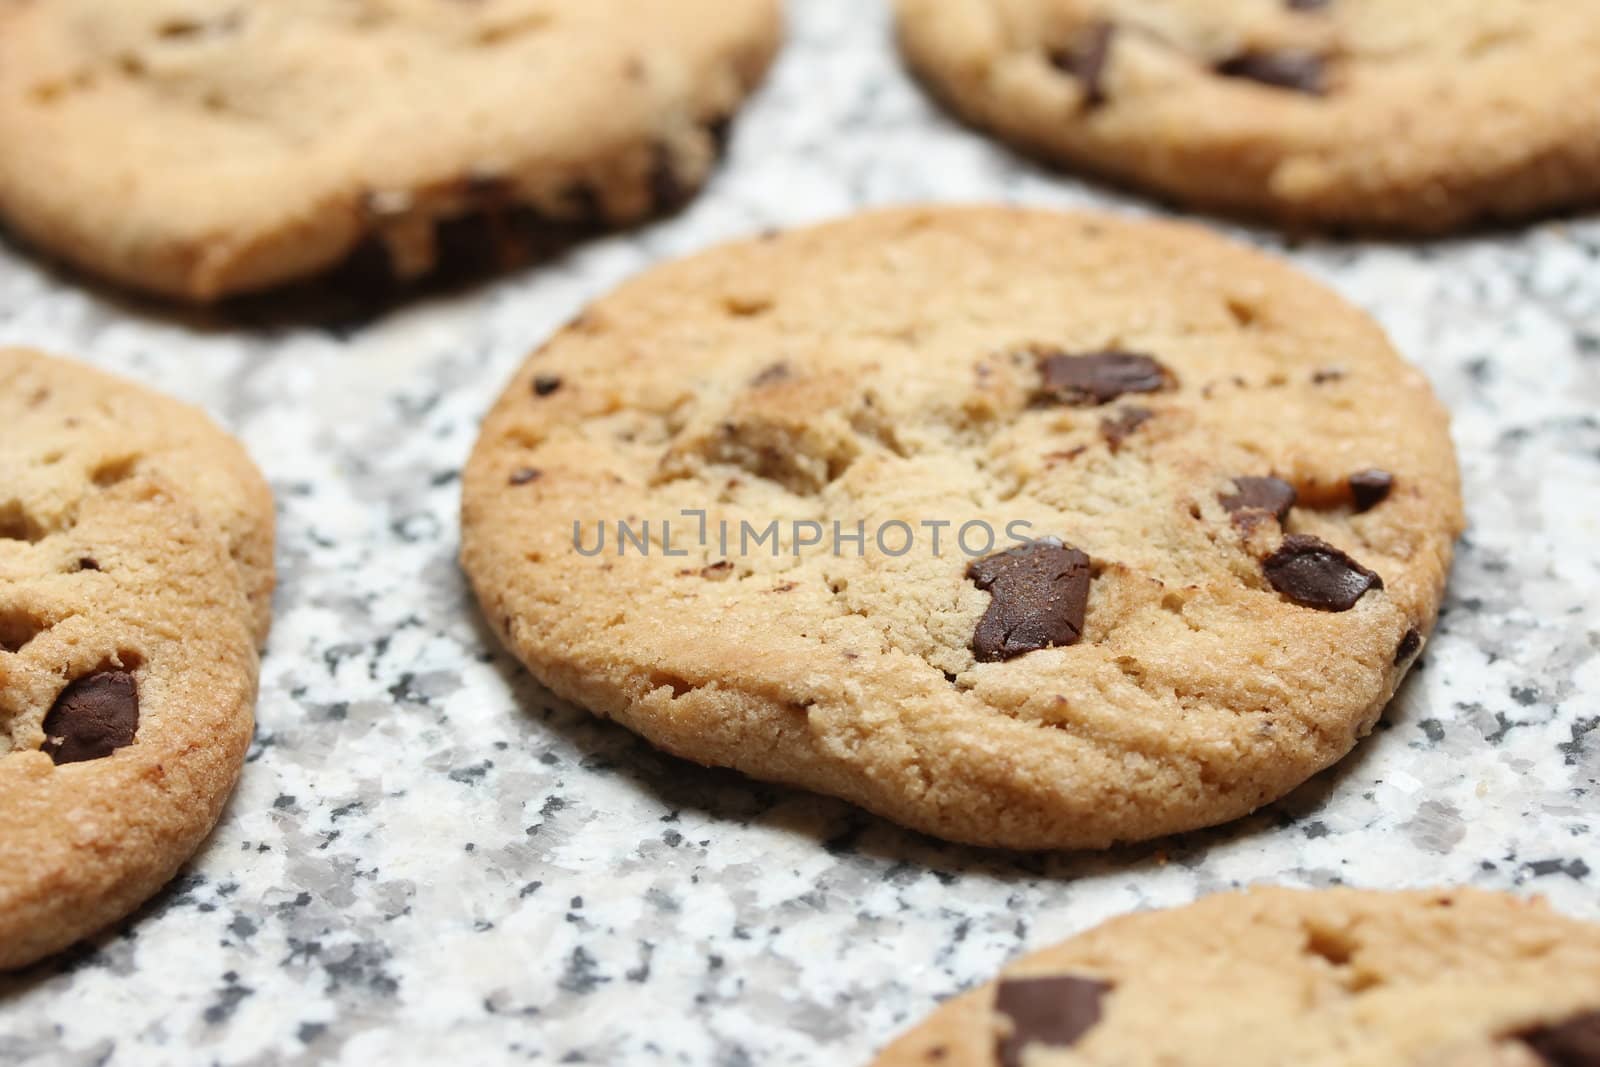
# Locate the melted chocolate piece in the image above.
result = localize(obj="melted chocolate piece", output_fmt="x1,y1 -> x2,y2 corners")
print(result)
1519,1011 -> 1600,1067
1049,23 -> 1116,107
532,375 -> 563,397
1394,627 -> 1421,666
1037,351 -> 1174,406
968,540 -> 1092,662
1263,534 -> 1383,611
994,975 -> 1111,1067
1100,407 -> 1152,452
1216,50 -> 1327,94
41,671 -> 139,765
1349,469 -> 1394,512
1221,476 -> 1297,523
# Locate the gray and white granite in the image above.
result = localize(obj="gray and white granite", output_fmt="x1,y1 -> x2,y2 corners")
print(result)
2,2 -> 1597,1064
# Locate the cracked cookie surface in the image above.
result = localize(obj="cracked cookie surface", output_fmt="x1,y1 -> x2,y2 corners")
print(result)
461,206 -> 1463,850
0,349 -> 271,969
0,0 -> 782,300
873,887 -> 1600,1067
895,0 -> 1600,234
1,347 -> 276,640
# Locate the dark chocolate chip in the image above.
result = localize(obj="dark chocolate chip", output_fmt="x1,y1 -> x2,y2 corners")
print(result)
1519,1010 -> 1600,1067
707,114 -> 735,155
1049,23 -> 1116,107
1394,627 -> 1421,666
1220,476 -> 1297,523
509,468 -> 543,486
1100,406 -> 1152,452
1349,469 -> 1394,512
994,975 -> 1111,1067
533,375 -> 563,397
1037,350 -> 1174,406
650,143 -> 688,213
76,557 -> 101,572
40,671 -> 139,765
968,540 -> 1092,662
1263,534 -> 1383,611
751,362 -> 792,387
1286,0 -> 1330,9
1216,50 -> 1327,94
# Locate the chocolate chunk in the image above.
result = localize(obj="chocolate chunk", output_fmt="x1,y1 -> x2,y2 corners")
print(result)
751,362 -> 792,387
532,375 -> 563,397
994,975 -> 1111,1067
1263,534 -> 1383,611
1037,350 -> 1174,406
76,557 -> 100,572
1049,23 -> 1116,107
1519,1011 -> 1600,1067
1221,476 -> 1297,523
1349,469 -> 1394,512
40,671 -> 139,765
1394,627 -> 1421,665
509,467 -> 543,486
650,143 -> 688,212
1100,406 -> 1152,452
1216,50 -> 1327,94
968,540 -> 1092,662
707,114 -> 735,155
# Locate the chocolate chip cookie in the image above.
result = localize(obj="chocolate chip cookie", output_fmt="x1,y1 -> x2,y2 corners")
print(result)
0,348 -> 276,640
873,888 -> 1600,1067
460,205 -> 1463,850
0,0 -> 782,301
1,349 -> 273,969
896,0 -> 1600,234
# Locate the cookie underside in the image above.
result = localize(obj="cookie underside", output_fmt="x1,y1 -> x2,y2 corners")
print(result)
0,0 -> 782,300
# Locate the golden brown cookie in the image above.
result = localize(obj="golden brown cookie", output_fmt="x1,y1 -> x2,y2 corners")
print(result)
0,349 -> 272,969
896,0 -> 1600,234
461,205 -> 1463,850
872,888 -> 1600,1067
0,347 -> 275,640
0,0 -> 782,300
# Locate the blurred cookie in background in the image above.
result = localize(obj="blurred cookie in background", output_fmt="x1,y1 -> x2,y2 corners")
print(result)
0,0 -> 783,301
896,0 -> 1600,234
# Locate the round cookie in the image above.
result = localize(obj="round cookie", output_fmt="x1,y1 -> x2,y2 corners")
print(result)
461,205 -> 1463,850
0,0 -> 782,301
895,0 -> 1600,234
872,888 -> 1600,1067
0,347 -> 276,641
1,352 -> 271,969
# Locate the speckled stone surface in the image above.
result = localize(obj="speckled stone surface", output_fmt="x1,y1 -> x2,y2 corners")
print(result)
1,3 -> 1597,1065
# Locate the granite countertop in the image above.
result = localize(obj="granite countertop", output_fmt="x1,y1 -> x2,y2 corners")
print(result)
2,3 -> 1597,1065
